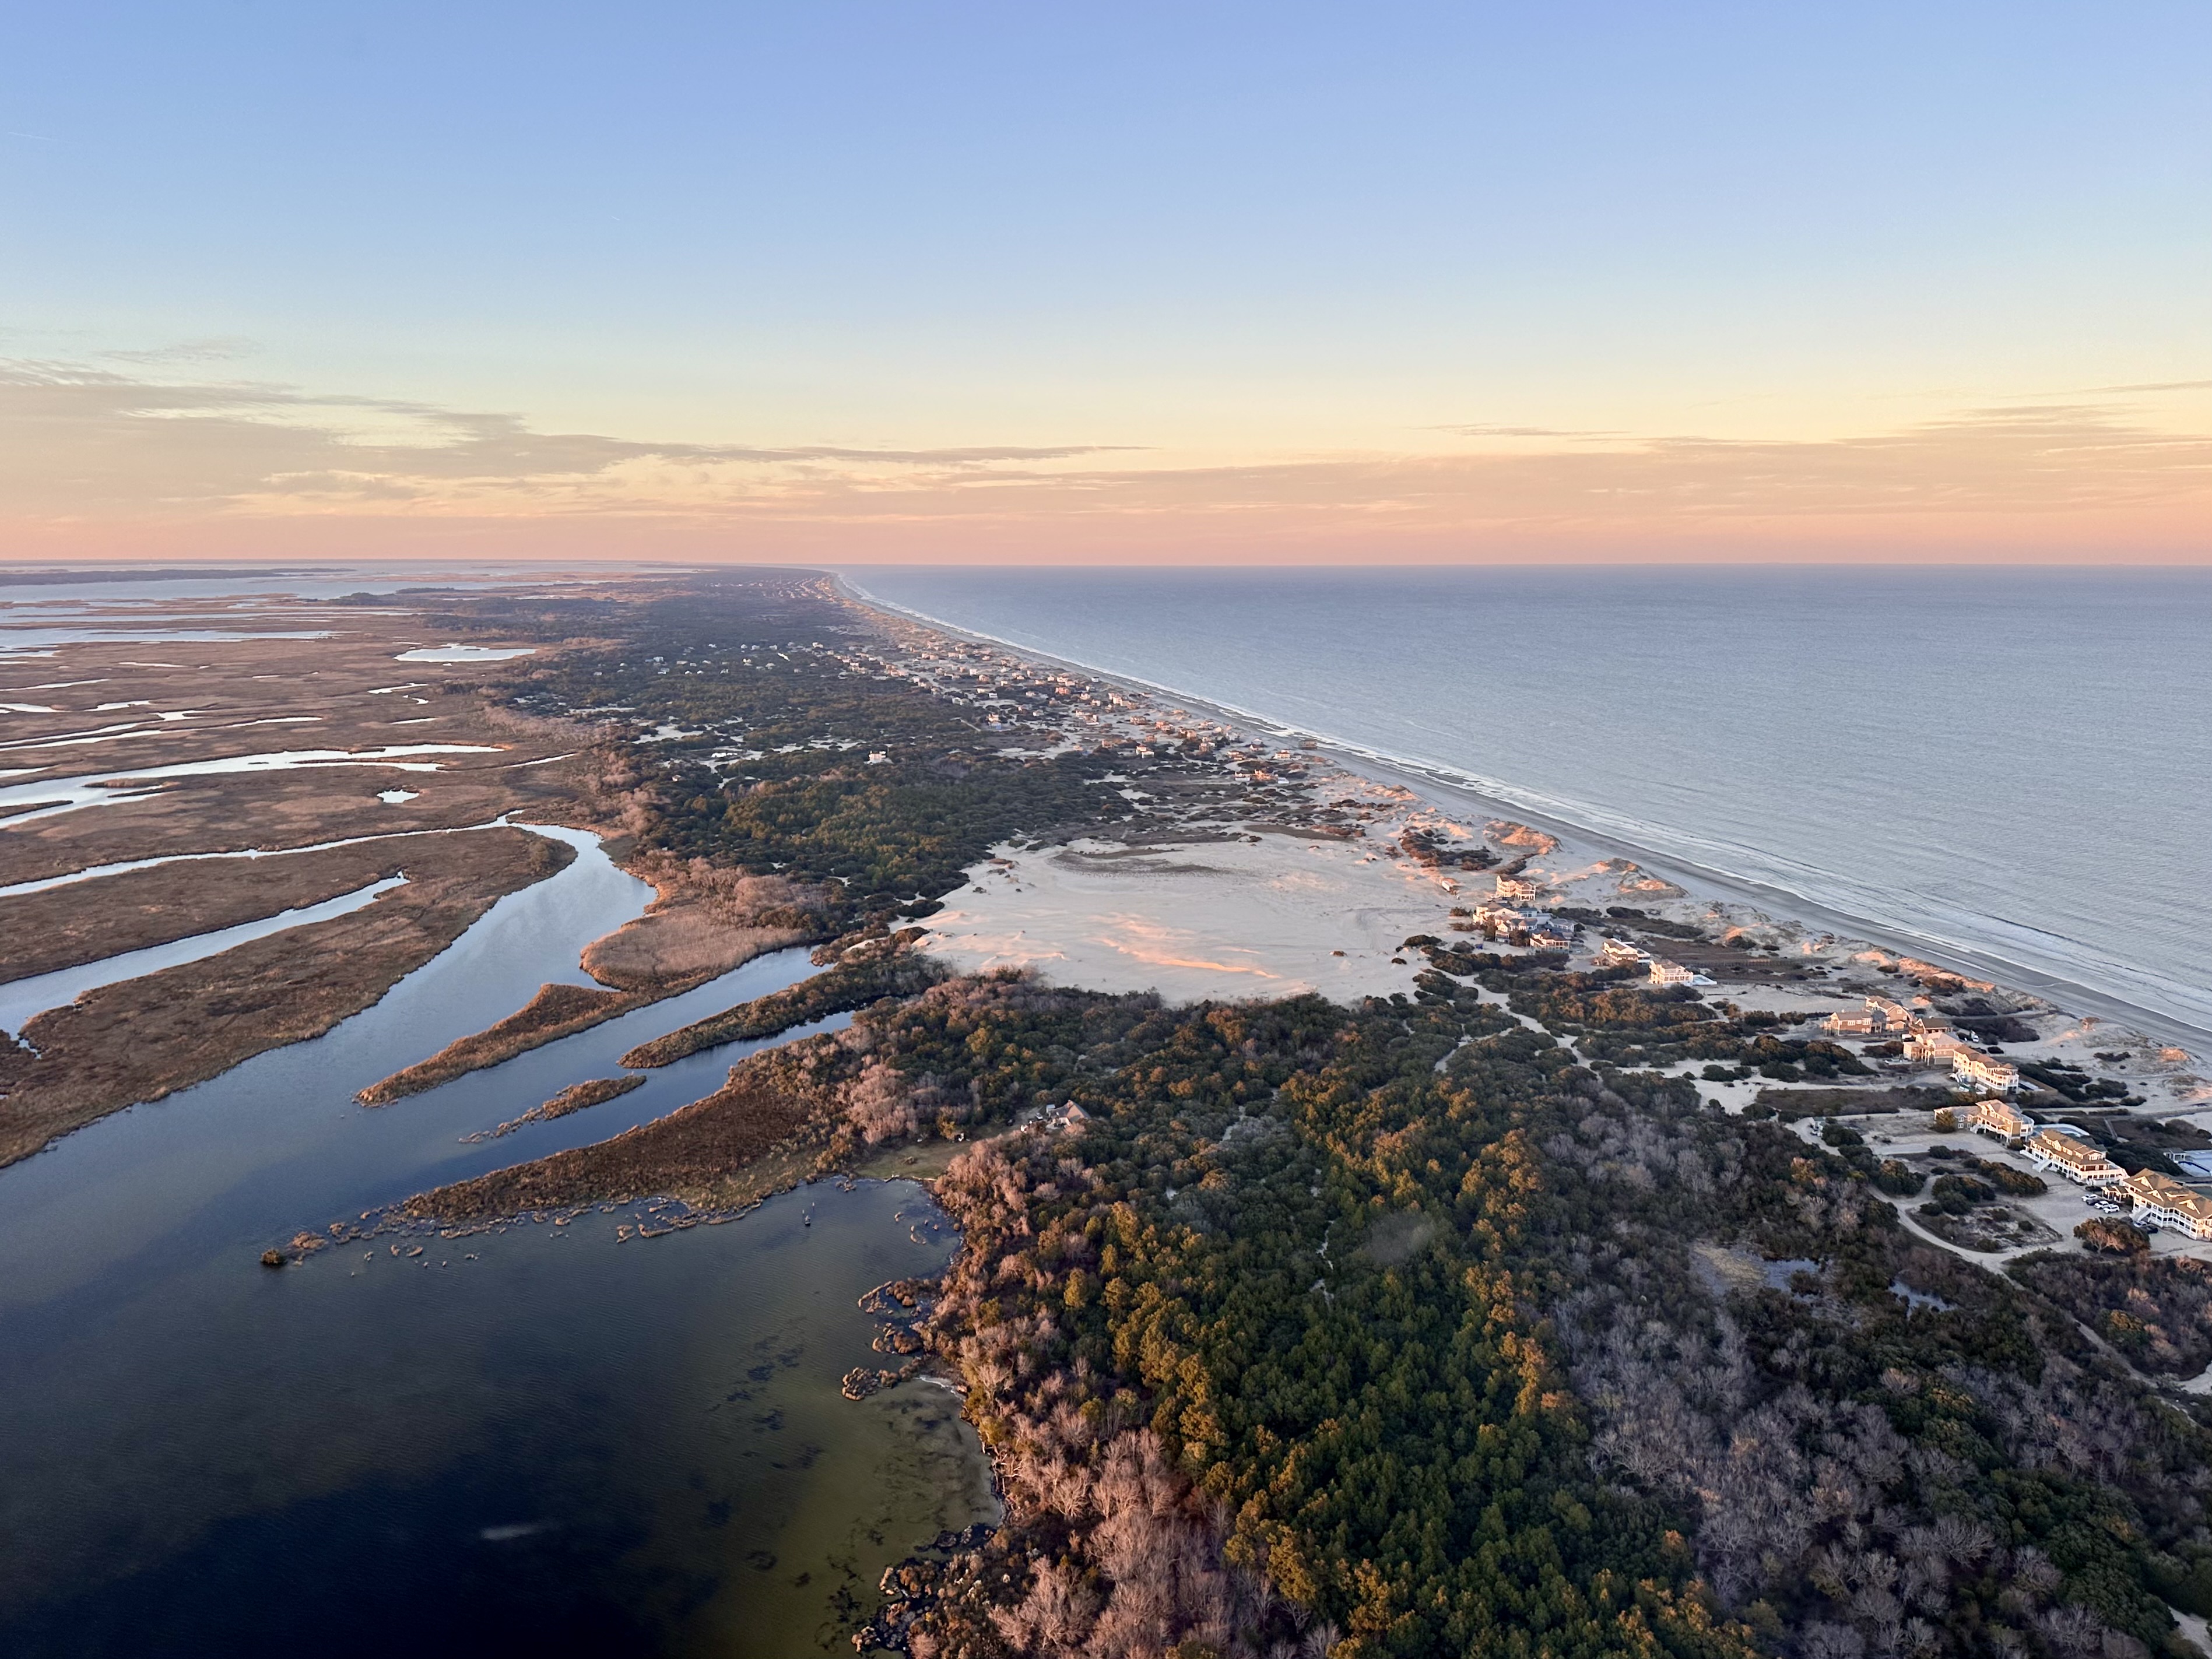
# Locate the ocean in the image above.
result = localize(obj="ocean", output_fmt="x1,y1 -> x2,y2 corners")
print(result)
841,565 -> 2212,1045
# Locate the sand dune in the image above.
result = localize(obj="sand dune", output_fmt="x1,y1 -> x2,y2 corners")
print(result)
920,832 -> 1459,1003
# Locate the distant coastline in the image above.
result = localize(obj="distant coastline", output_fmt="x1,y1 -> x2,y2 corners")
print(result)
833,570 -> 2209,1059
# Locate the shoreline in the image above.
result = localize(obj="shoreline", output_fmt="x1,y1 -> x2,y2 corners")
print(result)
831,572 -> 2209,1060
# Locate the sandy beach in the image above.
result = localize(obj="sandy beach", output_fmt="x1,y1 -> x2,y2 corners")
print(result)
838,582 -> 2209,1119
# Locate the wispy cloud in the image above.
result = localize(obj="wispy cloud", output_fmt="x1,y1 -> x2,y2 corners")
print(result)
2,360 -> 2206,561
2063,379 -> 2212,396
0,361 -> 1136,516
98,338 -> 261,367
1430,424 -> 1623,439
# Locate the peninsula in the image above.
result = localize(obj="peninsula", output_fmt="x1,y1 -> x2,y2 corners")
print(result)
6,567 -> 2209,1659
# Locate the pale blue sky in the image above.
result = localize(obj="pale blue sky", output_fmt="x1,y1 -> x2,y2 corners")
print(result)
2,2 -> 2206,560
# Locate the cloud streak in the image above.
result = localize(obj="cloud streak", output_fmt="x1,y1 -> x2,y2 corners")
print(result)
2,360 -> 2206,563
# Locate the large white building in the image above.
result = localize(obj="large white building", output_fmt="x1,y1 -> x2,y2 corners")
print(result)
2024,1129 -> 2125,1188
2118,1171 -> 2212,1240
1905,1029 -> 1972,1064
1953,1051 -> 2023,1094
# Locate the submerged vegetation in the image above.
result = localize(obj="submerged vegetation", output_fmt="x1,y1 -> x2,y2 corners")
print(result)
421,572 -> 2212,1659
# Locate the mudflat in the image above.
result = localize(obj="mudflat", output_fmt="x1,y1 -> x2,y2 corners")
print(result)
0,831 -> 528,985
0,827 -> 573,1166
0,586 -> 604,1166
0,626 -> 596,890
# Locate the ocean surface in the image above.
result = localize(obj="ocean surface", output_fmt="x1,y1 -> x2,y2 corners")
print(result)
844,566 -> 2212,1043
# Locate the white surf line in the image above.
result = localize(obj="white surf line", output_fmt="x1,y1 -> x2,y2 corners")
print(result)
0,817 -> 512,899
0,875 -> 408,1037
0,745 -> 506,830
845,581 -> 2212,1049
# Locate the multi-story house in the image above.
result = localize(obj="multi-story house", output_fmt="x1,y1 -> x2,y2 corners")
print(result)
1967,1097 -> 2030,1144
2118,1171 -> 2212,1240
1953,1051 -> 2022,1094
2023,1129 -> 2125,1188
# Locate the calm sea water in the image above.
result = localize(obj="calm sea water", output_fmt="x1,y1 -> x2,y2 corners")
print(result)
845,566 -> 2212,1042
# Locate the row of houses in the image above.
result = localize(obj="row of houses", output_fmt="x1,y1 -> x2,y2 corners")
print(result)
1824,995 -> 2025,1091
1966,1098 -> 2212,1238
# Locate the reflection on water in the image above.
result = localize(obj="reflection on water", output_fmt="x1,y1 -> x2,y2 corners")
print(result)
395,645 -> 539,663
0,1183 -> 990,1659
0,825 -> 992,1656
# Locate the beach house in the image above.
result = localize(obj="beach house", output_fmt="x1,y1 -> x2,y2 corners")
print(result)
1648,958 -> 1705,989
1967,1098 -> 2030,1144
1493,874 -> 1543,902
1953,1051 -> 2023,1094
1824,996 -> 1915,1038
1526,916 -> 1574,951
1904,1028 -> 1971,1064
1473,904 -> 1532,944
2023,1129 -> 2125,1188
1593,939 -> 1646,969
2117,1171 -> 2212,1240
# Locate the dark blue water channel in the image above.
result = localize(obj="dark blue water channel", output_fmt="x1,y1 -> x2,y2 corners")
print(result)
0,827 -> 993,1657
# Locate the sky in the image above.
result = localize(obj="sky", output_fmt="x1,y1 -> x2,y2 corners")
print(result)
2,1 -> 2207,565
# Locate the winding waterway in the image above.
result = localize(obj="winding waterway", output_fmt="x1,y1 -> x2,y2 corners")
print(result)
0,826 -> 993,1657
0,874 -> 409,1035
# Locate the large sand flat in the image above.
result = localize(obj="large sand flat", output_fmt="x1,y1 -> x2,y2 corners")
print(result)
920,832 -> 1462,1004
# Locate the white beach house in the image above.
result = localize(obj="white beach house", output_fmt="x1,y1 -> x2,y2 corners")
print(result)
1526,916 -> 1574,951
2117,1171 -> 2212,1240
2023,1129 -> 2125,1188
1904,1028 -> 1971,1064
1472,904 -> 1532,944
1953,1051 -> 2023,1094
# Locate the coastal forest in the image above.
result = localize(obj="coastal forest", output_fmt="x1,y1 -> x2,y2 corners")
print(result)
433,572 -> 2212,1659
